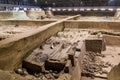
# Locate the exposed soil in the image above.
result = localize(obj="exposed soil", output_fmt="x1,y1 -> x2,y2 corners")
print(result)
0,25 -> 37,41
81,34 -> 120,80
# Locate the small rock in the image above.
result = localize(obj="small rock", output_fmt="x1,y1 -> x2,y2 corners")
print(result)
49,70 -> 53,73
44,70 -> 49,74
42,76 -> 48,80
45,74 -> 51,79
118,53 -> 120,55
50,45 -> 54,49
15,68 -> 24,75
53,74 -> 59,79
34,73 -> 39,78
54,71 -> 58,74
39,45 -> 43,50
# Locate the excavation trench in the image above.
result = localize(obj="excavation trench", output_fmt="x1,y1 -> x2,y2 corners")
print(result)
13,28 -> 120,80
0,15 -> 119,80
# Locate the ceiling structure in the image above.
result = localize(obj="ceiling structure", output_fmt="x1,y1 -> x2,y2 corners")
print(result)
0,0 -> 120,7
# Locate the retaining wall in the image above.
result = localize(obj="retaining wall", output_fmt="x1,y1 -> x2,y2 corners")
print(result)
64,20 -> 120,31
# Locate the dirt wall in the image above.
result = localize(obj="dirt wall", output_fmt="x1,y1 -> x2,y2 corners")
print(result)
64,21 -> 120,31
0,11 -> 29,20
103,35 -> 120,47
0,11 -> 13,19
108,63 -> 120,80
0,20 -> 55,27
12,11 -> 29,20
26,10 -> 46,19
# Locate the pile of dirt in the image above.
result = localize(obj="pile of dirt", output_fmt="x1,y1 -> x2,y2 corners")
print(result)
46,11 -> 54,18
26,10 -> 46,19
82,51 -> 110,79
12,11 -> 30,20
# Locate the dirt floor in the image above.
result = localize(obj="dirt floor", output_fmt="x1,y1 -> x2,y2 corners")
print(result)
0,25 -> 37,40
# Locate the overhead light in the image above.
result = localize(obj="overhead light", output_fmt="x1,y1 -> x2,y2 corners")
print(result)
62,8 -> 66,11
39,9 -> 42,11
80,8 -> 84,11
34,0 -> 37,2
24,8 -> 27,11
101,8 -> 106,11
86,8 -> 91,11
57,8 -> 61,11
52,9 -> 56,11
108,8 -> 113,11
74,8 -> 78,11
93,8 -> 98,11
68,8 -> 72,11
31,8 -> 34,11
36,8 -> 39,10
48,7 -> 52,10
16,7 -> 19,11
117,8 -> 120,11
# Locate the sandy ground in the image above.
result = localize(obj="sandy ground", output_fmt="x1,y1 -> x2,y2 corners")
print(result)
0,25 -> 37,40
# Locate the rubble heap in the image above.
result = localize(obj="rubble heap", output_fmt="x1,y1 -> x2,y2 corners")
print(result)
82,51 -> 112,79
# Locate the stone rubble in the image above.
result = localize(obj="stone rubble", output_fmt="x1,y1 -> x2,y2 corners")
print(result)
82,51 -> 112,79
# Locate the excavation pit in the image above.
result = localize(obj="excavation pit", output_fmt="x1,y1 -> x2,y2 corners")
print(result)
0,14 -> 119,80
